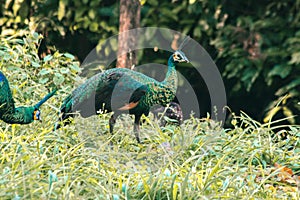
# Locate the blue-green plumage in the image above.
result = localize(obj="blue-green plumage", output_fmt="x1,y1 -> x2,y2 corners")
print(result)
57,50 -> 189,142
0,71 -> 56,124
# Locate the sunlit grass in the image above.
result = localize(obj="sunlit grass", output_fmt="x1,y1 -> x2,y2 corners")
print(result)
0,110 -> 300,199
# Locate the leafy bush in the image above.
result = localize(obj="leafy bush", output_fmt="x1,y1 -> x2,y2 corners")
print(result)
0,31 -> 81,102
212,0 -> 300,124
0,31 -> 300,200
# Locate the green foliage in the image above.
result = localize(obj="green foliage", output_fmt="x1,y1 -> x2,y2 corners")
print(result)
140,0 -> 225,53
0,0 -> 118,36
0,0 -> 119,61
0,0 -> 299,123
1,109 -> 300,198
0,26 -> 299,199
0,32 -> 81,98
212,0 -> 300,123
140,0 -> 300,123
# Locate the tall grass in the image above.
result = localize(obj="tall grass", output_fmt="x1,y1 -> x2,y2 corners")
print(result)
0,111 -> 299,199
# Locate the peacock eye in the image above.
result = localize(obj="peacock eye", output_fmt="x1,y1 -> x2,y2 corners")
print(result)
173,54 -> 181,60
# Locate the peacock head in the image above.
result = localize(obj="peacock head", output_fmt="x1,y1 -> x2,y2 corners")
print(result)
172,50 -> 189,63
33,109 -> 41,121
26,107 -> 42,122
12,106 -> 42,124
171,36 -> 191,63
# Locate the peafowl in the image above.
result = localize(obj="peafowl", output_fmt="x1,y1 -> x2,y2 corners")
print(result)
56,47 -> 189,143
152,102 -> 183,126
0,71 -> 56,124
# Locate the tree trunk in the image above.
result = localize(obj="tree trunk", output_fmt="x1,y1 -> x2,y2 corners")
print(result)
117,0 -> 141,69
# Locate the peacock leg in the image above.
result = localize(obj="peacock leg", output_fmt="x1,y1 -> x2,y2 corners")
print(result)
109,114 -> 116,134
108,114 -> 117,146
134,115 -> 141,143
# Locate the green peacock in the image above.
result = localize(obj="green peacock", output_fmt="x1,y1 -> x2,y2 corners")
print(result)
0,71 -> 56,124
56,42 -> 190,143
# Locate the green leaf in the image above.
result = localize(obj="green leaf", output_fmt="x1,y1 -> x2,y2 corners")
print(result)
38,69 -> 50,75
43,55 -> 53,62
112,194 -> 120,200
31,61 -> 40,68
147,0 -> 158,6
74,7 -> 86,20
88,9 -> 96,20
90,24 -> 98,32
58,1 -> 66,21
193,26 -> 202,38
283,106 -> 295,124
140,0 -> 147,6
64,53 -> 75,60
161,8 -> 178,21
276,78 -> 300,96
53,73 -> 65,85
12,0 -> 21,16
268,64 -> 292,79
70,64 -> 81,72
19,0 -> 29,19
241,66 -> 260,91
32,32 -> 40,40
39,77 -> 49,84
289,52 -> 300,64
60,67 -> 70,74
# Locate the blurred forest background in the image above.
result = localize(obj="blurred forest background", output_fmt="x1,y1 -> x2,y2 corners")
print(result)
0,0 -> 299,125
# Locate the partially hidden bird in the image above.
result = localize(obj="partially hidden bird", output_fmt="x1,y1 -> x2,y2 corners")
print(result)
56,39 -> 190,143
152,102 -> 183,126
0,71 -> 57,124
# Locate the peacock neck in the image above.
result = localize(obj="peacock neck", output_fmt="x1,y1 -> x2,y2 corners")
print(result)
1,107 -> 34,124
162,57 -> 178,92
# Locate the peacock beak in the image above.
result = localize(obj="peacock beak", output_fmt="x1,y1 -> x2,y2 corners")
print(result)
183,54 -> 190,63
183,56 -> 189,63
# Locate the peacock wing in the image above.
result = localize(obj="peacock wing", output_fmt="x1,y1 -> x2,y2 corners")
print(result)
0,72 -> 15,116
95,71 -> 148,112
117,84 -> 148,111
65,72 -> 105,117
65,69 -> 148,117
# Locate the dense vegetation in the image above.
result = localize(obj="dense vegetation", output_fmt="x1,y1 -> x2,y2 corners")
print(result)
0,33 -> 299,199
0,0 -> 300,199
1,0 -> 299,124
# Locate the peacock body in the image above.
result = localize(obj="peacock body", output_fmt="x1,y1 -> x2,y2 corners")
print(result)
0,71 -> 56,124
57,50 -> 189,142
